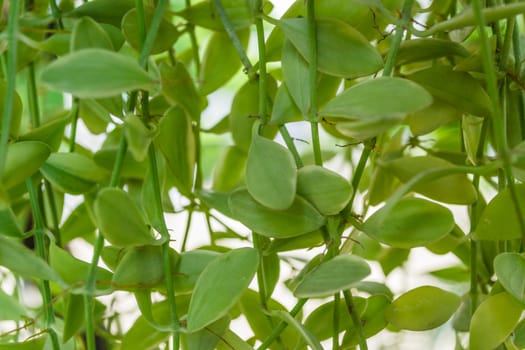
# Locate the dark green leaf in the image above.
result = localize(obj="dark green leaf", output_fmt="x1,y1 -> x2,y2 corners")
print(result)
1,141 -> 50,189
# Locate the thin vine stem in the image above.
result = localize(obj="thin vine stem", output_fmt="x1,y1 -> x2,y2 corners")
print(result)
68,99 -> 80,152
471,0 -> 525,244
213,0 -> 253,75
138,0 -> 169,68
279,125 -> 303,168
26,179 -> 60,350
185,0 -> 201,77
343,290 -> 367,350
0,0 -> 19,180
49,0 -> 63,29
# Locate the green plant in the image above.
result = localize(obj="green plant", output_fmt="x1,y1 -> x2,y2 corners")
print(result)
1,0 -> 525,349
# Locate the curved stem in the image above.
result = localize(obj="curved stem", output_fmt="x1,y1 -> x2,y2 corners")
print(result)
68,99 -> 80,152
49,0 -> 63,29
279,125 -> 303,168
343,290 -> 367,350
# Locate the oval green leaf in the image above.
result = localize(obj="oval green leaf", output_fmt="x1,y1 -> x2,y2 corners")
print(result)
173,250 -> 221,294
475,183 -> 525,240
228,189 -> 326,238
470,292 -> 523,350
40,152 -> 105,194
294,254 -> 370,298
321,77 -> 433,119
297,165 -> 352,215
394,38 -> 469,66
40,49 -> 156,98
385,286 -> 460,331
246,135 -> 297,210
93,187 -> 156,247
362,197 -> 455,249
186,247 -> 259,332
1,141 -> 51,189
70,16 -> 113,51
383,155 -> 477,204
280,17 -> 383,78
494,253 -> 525,303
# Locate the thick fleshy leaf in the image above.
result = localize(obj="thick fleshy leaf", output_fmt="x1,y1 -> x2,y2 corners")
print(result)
494,253 -> 525,303
93,187 -> 157,247
321,77 -> 432,119
40,152 -> 105,194
282,39 -> 310,115
470,292 -> 523,350
394,38 -> 469,66
70,16 -> 113,51
0,288 -> 27,321
0,235 -> 61,282
405,97 -> 461,136
228,189 -> 326,238
177,0 -> 254,31
157,106 -> 196,196
212,146 -> 247,191
246,134 -> 297,210
0,202 -> 23,237
1,141 -> 50,189
0,81 -> 23,139
297,165 -> 352,215
173,250 -> 221,293
266,309 -> 323,350
280,17 -> 383,78
18,115 -> 69,152
294,254 -> 370,298
407,65 -> 491,118
186,248 -> 259,332
160,62 -> 201,120
40,49 -> 156,98
65,0 -> 134,27
362,197 -> 455,248
122,8 -> 179,54
124,115 -> 156,162
60,203 -> 96,243
304,298 -> 360,341
184,316 -> 230,350
112,246 -> 178,290
383,156 -> 477,204
475,183 -> 525,240
269,83 -> 303,125
0,336 -> 47,350
385,286 -> 460,331
200,29 -> 250,95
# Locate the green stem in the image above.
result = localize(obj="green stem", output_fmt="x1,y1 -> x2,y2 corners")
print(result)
279,125 -> 303,168
383,0 -> 414,76
49,0 -> 63,29
84,137 -> 128,350
68,99 -> 80,152
256,298 -> 307,350
306,0 -> 322,165
181,209 -> 194,252
148,145 -> 180,349
333,293 -> 340,350
471,0 -> 525,244
0,0 -> 19,179
138,0 -> 169,68
135,0 -> 147,52
26,179 -> 60,350
512,25 -> 525,140
185,0 -> 201,77
213,0 -> 253,74
343,290 -> 367,350
27,63 -> 40,127
44,180 -> 62,247
255,4 -> 268,128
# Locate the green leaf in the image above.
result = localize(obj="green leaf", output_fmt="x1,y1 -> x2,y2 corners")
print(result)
407,65 -> 491,118
112,246 -> 178,290
405,97 -> 462,136
60,203 -> 96,243
494,253 -> 525,303
173,250 -> 221,294
195,190 -> 234,218
49,244 -> 113,293
1,141 -> 51,189
40,152 -> 105,194
475,183 -> 525,240
281,39 -> 310,115
40,49 -> 156,98
0,288 -> 26,321
70,16 -> 113,51
93,187 -> 157,247
199,29 -> 250,95
266,309 -> 323,350
94,147 -> 148,179
18,114 -> 69,152
122,8 -> 179,54
186,247 -> 259,332
394,39 -> 469,66
297,165 -> 353,215
124,115 -> 156,162
216,330 -> 252,350
212,146 -> 247,192
0,81 -> 23,139
321,77 -> 433,119
160,62 -> 201,120
177,0 -> 253,31
0,235 -> 61,282
0,336 -> 47,350
280,17 -> 383,78
269,83 -> 303,125
65,0 -> 134,27
362,197 -> 455,248
0,202 -> 23,237
294,254 -> 370,298
470,292 -> 523,350
383,156 -> 477,204
184,316 -> 230,350
385,286 -> 460,330
246,134 -> 297,210
304,298 -> 360,341
157,106 -> 196,196
228,189 -> 326,238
